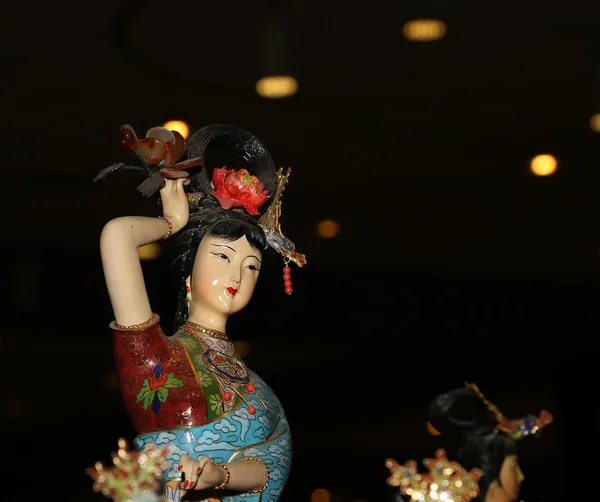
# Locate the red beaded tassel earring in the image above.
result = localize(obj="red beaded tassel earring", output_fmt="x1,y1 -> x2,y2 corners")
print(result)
282,259 -> 293,295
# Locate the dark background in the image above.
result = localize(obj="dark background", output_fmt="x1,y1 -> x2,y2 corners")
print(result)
1,1 -> 598,501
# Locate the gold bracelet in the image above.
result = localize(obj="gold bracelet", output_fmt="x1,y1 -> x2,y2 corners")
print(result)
213,463 -> 231,491
240,457 -> 269,494
111,313 -> 160,331
158,216 -> 172,239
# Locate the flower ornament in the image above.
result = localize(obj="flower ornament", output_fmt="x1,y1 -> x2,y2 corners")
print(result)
119,124 -> 204,179
386,449 -> 483,502
86,438 -> 172,502
211,167 -> 270,215
93,124 -> 205,197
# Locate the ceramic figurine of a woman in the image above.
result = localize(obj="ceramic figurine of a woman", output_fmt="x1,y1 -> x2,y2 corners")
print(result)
403,382 -> 554,502
95,124 -> 306,502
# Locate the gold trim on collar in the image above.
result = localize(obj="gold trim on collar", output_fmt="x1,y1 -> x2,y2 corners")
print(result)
182,321 -> 229,341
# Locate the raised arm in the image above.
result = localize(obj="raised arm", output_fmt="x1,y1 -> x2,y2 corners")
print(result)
100,178 -> 189,325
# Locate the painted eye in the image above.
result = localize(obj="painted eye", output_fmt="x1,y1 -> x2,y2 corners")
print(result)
247,264 -> 260,272
211,252 -> 230,263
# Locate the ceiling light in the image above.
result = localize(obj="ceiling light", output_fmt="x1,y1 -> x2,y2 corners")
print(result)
257,17 -> 297,99
256,75 -> 298,99
530,154 -> 557,176
590,113 -> 600,132
403,19 -> 447,42
316,219 -> 340,238
311,489 -> 331,502
163,120 -> 190,139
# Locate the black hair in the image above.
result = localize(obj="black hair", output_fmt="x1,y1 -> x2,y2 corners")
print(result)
428,388 -> 518,501
184,124 -> 278,198
170,197 -> 267,330
94,123 -> 279,332
170,124 -> 278,331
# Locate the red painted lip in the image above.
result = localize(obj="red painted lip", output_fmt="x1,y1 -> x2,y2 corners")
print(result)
227,287 -> 237,296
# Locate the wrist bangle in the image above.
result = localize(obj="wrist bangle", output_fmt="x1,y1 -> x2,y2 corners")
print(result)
240,457 -> 269,494
158,216 -> 172,239
213,463 -> 231,491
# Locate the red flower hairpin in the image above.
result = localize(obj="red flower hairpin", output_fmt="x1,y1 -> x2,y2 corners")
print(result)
211,167 -> 270,216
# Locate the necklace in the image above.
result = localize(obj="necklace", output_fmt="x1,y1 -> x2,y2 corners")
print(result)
180,320 -> 268,415
182,321 -> 247,382
182,321 -> 229,341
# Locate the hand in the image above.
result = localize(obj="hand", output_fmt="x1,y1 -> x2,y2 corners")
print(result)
160,178 -> 190,234
177,454 -> 228,494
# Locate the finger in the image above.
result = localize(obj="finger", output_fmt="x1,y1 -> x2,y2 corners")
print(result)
161,178 -> 175,193
197,456 -> 212,470
160,168 -> 189,180
194,457 -> 208,480
187,457 -> 208,488
179,466 -> 194,490
177,454 -> 191,475
180,457 -> 204,490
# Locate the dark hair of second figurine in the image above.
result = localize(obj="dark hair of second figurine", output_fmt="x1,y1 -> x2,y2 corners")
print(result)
170,124 -> 278,331
427,388 -> 518,502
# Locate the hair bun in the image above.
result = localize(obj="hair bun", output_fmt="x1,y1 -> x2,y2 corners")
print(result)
184,124 -> 278,214
428,388 -> 493,439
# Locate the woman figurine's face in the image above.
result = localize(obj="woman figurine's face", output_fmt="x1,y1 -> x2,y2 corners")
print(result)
190,234 -> 262,317
486,455 -> 525,502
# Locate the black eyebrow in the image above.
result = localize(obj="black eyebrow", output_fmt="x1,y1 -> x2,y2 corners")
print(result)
211,243 -> 235,252
211,243 -> 261,262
